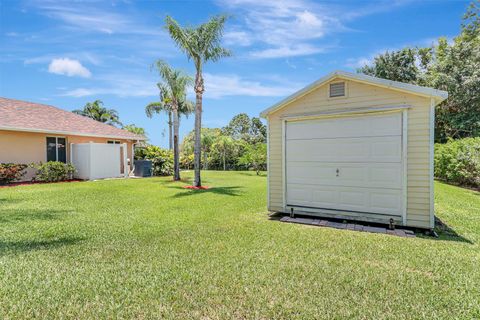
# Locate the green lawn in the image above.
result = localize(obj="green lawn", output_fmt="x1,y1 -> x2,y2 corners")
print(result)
0,171 -> 479,319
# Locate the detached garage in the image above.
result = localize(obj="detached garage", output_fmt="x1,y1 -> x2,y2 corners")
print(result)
260,71 -> 448,230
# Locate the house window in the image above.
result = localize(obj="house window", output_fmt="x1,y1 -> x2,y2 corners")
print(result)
107,140 -> 121,144
46,137 -> 66,163
329,82 -> 346,98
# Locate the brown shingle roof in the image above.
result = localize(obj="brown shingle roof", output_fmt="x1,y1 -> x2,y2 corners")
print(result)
0,97 -> 145,140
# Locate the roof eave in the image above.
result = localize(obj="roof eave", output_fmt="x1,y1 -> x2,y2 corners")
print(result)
0,125 -> 146,141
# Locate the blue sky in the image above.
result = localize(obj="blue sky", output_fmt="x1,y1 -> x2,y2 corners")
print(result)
0,0 -> 469,146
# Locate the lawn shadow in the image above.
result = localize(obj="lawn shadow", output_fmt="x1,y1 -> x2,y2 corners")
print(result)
237,171 -> 267,177
0,197 -> 22,205
433,216 -> 473,244
0,236 -> 84,256
169,185 -> 243,198
0,209 -> 73,224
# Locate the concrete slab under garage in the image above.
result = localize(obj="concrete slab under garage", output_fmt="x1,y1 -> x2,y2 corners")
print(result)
277,214 -> 416,238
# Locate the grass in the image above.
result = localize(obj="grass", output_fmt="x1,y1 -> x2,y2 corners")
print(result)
0,171 -> 479,319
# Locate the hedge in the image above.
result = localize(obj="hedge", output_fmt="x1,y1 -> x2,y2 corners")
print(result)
434,137 -> 480,188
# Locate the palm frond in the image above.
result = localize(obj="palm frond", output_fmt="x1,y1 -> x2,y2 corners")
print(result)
165,16 -> 196,60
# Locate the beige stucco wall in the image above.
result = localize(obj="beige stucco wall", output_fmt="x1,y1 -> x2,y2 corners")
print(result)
0,130 -> 135,181
266,78 -> 433,229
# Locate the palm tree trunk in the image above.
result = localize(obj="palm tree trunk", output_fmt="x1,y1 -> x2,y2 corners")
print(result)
193,69 -> 204,187
173,108 -> 180,181
223,150 -> 226,171
168,111 -> 173,150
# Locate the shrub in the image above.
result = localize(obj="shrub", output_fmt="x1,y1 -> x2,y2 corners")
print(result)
434,137 -> 480,188
237,143 -> 267,175
135,146 -> 173,176
31,162 -> 76,182
0,163 -> 28,185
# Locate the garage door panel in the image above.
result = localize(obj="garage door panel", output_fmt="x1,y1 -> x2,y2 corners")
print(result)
287,184 -> 403,215
287,162 -> 402,189
285,112 -> 404,217
287,113 -> 401,140
286,136 -> 401,163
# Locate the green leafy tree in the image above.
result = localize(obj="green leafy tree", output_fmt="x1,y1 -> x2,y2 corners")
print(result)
223,113 -> 251,140
426,2 -> 480,141
165,15 -> 232,187
73,100 -> 122,126
359,48 -> 423,84
223,113 -> 267,144
358,1 -> 480,142
238,143 -> 267,175
151,60 -> 194,181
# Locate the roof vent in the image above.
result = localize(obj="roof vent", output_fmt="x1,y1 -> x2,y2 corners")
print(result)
329,82 -> 345,97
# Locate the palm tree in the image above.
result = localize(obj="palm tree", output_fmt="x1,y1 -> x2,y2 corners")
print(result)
146,84 -> 174,150
123,124 -> 147,137
213,135 -> 234,171
165,15 -> 231,187
150,60 -> 193,181
73,100 -> 122,126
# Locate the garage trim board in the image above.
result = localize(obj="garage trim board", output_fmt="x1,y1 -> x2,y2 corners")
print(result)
282,110 -> 408,225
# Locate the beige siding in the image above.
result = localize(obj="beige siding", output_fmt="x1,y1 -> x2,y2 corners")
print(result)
0,130 -> 135,181
267,79 -> 433,228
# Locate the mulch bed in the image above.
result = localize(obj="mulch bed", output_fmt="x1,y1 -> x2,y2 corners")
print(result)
0,179 -> 83,188
182,185 -> 211,190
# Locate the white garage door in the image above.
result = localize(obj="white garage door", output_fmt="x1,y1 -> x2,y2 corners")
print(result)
285,113 -> 403,216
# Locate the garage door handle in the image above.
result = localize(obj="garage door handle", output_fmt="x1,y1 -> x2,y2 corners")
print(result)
336,168 -> 340,177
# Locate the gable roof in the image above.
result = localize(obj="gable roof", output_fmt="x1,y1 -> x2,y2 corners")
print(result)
0,97 -> 145,140
260,70 -> 449,118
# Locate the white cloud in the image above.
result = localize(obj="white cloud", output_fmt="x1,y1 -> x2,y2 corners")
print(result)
219,0 -> 414,59
224,31 -> 253,46
345,57 -> 373,69
220,0 -> 340,58
31,1 -> 164,36
59,73 -> 158,98
48,58 -> 91,78
203,73 -> 302,99
250,44 -> 326,59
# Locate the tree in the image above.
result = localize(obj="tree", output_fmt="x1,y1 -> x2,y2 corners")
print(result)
151,60 -> 194,181
180,128 -> 222,170
212,135 -> 234,170
145,83 -> 174,149
73,100 -> 122,126
358,48 -> 426,84
358,1 -> 480,142
165,15 -> 232,187
123,124 -> 146,137
223,113 -> 267,144
238,143 -> 267,175
426,2 -> 480,141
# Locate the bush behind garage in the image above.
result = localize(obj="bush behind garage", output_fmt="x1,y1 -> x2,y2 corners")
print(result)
434,137 -> 480,188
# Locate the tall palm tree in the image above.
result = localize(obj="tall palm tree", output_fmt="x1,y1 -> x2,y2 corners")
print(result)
73,100 -> 122,126
150,60 -> 193,181
165,15 -> 231,187
146,83 -> 174,150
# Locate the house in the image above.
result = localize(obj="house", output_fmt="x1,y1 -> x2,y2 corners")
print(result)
260,71 -> 448,230
0,97 -> 146,181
